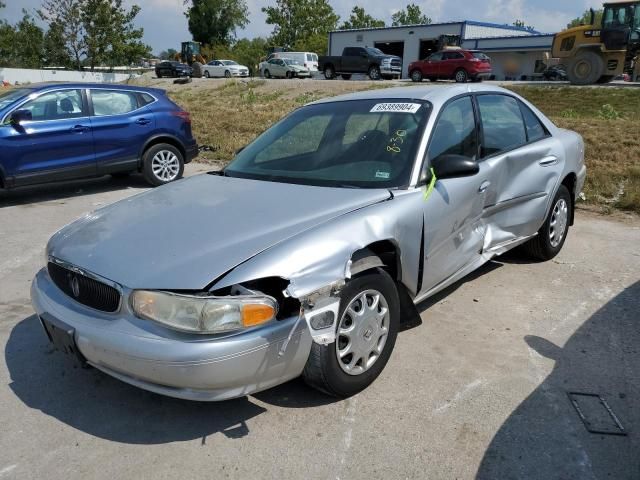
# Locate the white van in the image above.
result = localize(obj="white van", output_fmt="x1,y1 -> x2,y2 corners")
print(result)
262,51 -> 319,75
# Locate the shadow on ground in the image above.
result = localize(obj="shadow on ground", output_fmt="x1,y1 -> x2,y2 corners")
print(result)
476,281 -> 640,480
5,314 -> 337,444
0,174 -> 150,208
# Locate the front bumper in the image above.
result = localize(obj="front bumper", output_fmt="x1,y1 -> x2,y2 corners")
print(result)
231,70 -> 250,77
381,66 -> 402,77
31,268 -> 312,401
293,71 -> 311,78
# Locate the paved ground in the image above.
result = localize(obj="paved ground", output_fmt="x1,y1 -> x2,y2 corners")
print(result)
1,165 -> 639,480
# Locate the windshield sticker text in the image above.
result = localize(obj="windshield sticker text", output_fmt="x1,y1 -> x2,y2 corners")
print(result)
370,103 -> 421,114
386,129 -> 408,154
375,170 -> 390,179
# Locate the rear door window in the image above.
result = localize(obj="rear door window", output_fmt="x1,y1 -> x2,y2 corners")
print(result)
91,90 -> 140,116
477,95 -> 527,157
519,102 -> 548,142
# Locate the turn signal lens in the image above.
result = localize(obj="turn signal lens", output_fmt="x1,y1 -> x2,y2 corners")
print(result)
242,304 -> 276,327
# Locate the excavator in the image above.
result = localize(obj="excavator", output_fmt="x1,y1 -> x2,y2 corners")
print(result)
552,1 -> 640,84
174,41 -> 207,77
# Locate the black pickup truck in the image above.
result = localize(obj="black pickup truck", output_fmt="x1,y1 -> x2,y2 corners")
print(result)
318,47 -> 402,80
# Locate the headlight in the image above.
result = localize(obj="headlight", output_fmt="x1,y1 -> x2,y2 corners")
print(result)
131,290 -> 277,334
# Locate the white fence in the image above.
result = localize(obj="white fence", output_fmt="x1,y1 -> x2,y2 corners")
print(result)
0,67 -> 135,84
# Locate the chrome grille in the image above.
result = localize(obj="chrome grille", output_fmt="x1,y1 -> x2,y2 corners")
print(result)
48,261 -> 121,313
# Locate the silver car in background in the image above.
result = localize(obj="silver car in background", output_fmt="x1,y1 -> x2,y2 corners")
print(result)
31,85 -> 586,401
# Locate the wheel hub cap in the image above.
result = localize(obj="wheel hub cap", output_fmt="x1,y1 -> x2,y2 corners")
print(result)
151,150 -> 179,182
549,198 -> 568,247
336,289 -> 390,376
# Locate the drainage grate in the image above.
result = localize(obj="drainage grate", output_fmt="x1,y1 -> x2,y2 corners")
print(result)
568,392 -> 627,436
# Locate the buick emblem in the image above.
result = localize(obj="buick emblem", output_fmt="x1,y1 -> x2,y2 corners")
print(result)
69,274 -> 81,298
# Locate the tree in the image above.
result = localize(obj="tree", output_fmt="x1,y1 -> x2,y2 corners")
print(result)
391,3 -> 430,26
513,20 -> 535,32
567,9 -> 603,28
39,0 -> 86,70
230,37 -> 267,75
262,0 -> 339,53
158,48 -> 178,60
14,10 -> 45,68
0,2 -> 16,67
185,0 -> 249,46
43,20 -> 71,66
340,6 -> 384,30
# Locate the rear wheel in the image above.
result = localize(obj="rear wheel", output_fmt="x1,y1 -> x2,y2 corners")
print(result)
454,69 -> 468,83
341,74 -> 352,80
303,269 -> 400,398
142,143 -> 184,187
368,65 -> 381,80
567,50 -> 604,85
523,185 -> 571,260
410,69 -> 423,82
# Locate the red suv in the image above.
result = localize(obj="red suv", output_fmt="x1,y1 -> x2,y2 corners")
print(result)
409,49 -> 492,83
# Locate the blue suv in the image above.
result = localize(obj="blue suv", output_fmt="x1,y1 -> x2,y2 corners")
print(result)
0,83 -> 198,188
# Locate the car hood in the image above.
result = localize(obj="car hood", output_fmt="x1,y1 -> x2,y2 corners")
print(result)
48,174 -> 392,290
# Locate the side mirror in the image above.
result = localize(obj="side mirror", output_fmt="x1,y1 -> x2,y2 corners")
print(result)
10,109 -> 32,125
420,154 -> 479,183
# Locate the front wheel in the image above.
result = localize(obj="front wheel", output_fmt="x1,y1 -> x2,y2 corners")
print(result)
368,65 -> 381,80
142,143 -> 184,187
224,70 -> 231,78
523,185 -> 571,260
324,66 -> 335,79
204,70 -> 210,78
410,69 -> 423,82
264,69 -> 271,78
303,269 -> 400,398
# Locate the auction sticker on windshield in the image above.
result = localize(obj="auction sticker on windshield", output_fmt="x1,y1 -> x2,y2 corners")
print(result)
370,103 -> 422,114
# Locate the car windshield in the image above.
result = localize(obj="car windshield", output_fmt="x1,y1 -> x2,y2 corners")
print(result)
0,88 -> 32,110
225,99 -> 431,188
366,47 -> 385,56
222,60 -> 238,65
283,59 -> 301,65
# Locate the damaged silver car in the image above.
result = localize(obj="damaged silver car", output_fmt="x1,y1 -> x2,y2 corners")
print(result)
31,85 -> 586,400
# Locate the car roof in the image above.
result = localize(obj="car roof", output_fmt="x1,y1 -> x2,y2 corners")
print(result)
14,82 -> 165,96
310,84 -> 513,107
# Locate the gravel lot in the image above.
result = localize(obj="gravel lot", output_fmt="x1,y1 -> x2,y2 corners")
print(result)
1,164 -> 639,479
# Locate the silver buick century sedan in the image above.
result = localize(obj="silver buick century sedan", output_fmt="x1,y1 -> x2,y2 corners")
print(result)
31,85 -> 586,400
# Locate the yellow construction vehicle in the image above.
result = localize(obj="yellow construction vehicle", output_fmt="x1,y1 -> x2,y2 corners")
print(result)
552,1 -> 640,84
174,41 -> 208,77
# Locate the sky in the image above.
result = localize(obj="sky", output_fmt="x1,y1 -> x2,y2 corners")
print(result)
2,0 -> 604,54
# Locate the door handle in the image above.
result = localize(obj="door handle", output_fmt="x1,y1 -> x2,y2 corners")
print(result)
70,125 -> 89,133
135,118 -> 151,125
478,181 -> 491,193
539,155 -> 558,167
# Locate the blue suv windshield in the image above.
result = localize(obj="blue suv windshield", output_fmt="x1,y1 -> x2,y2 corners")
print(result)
225,99 -> 431,188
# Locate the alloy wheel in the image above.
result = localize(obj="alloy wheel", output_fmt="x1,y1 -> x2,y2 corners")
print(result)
151,150 -> 180,182
336,289 -> 390,376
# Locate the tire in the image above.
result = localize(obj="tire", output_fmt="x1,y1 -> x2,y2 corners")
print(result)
410,69 -> 423,82
368,65 -> 381,80
224,70 -> 231,78
523,185 -> 571,261
142,143 -> 184,187
156,72 -> 162,78
341,74 -> 352,80
191,62 -> 203,78
204,70 -> 210,78
454,68 -> 469,83
285,71 -> 292,79
324,65 -> 335,79
567,50 -> 604,85
264,69 -> 271,79
303,269 -> 400,398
